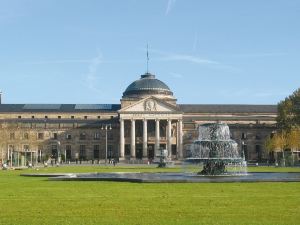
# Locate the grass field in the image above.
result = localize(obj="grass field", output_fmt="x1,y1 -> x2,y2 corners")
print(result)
0,166 -> 300,225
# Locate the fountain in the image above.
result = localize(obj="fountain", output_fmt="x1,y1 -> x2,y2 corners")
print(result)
21,124 -> 300,183
154,148 -> 174,168
186,123 -> 246,175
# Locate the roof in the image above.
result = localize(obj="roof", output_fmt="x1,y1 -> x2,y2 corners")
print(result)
0,103 -> 278,114
123,73 -> 173,97
0,104 -> 121,113
179,104 -> 277,114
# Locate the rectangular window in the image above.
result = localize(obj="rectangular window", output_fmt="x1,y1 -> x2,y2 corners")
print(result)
80,132 -> 86,140
108,133 -> 113,140
93,145 -> 100,159
53,133 -> 58,140
256,145 -> 261,153
84,116 -> 88,119
31,116 -> 35,119
45,116 -> 48,119
24,133 -> 29,140
38,133 -> 44,140
94,132 -> 100,140
18,116 -> 21,119
97,116 -> 101,119
256,145 -> 262,161
66,145 -> 72,151
66,134 -> 72,140
8,145 -> 14,151
9,133 -> 15,140
58,116 -> 61,119
108,145 -> 113,158
24,145 -> 30,151
66,145 -> 72,160
241,133 -> 247,140
79,145 -> 86,160
51,145 -> 58,158
71,116 -> 74,119
37,145 -> 43,163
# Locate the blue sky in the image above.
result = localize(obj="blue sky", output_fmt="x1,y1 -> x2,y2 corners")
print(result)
0,0 -> 299,104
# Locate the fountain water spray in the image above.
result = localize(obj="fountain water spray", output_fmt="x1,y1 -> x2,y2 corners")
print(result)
186,123 -> 247,175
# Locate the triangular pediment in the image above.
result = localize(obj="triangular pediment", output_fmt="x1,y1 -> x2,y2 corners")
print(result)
119,96 -> 180,113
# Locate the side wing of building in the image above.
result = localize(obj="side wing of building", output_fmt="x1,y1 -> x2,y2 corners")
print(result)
180,104 -> 277,162
0,104 -> 121,165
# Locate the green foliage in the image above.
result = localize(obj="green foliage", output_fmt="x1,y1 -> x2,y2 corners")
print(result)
0,166 -> 300,225
264,136 -> 274,153
277,88 -> 300,130
286,129 -> 300,150
273,87 -> 300,165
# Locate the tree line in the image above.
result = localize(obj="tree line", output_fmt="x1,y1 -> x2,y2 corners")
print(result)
265,88 -> 300,166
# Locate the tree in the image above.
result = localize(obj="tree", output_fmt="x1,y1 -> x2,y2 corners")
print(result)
265,135 -> 275,162
286,128 -> 300,165
264,131 -> 288,166
277,88 -> 300,130
275,88 -> 300,166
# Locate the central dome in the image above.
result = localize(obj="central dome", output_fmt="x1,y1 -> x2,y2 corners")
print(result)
122,73 -> 173,98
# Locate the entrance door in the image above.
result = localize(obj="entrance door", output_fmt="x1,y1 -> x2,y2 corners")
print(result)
148,144 -> 154,159
172,145 -> 177,157
160,144 -> 166,149
93,145 -> 100,160
66,149 -> 72,161
136,144 -> 143,159
125,144 -> 130,159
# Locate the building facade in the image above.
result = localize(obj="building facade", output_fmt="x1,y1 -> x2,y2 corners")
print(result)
0,73 -> 277,166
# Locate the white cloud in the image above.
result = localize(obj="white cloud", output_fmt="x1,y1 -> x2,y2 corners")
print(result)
192,32 -> 198,52
150,49 -> 218,65
85,53 -> 103,93
220,89 -> 290,98
220,52 -> 287,58
170,72 -> 183,79
165,0 -> 176,15
20,59 -> 91,65
20,58 -> 144,65
253,91 -> 290,97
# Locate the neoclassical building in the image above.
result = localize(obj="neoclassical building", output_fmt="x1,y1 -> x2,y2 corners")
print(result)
0,73 -> 277,166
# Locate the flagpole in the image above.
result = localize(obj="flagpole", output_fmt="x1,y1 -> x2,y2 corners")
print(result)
147,44 -> 149,73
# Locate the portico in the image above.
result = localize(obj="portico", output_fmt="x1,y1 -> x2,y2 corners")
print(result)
119,97 -> 183,160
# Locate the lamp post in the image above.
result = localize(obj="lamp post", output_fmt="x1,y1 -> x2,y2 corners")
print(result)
57,141 -> 61,165
241,141 -> 245,161
101,124 -> 112,165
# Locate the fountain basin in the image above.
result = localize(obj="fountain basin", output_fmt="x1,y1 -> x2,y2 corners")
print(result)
21,172 -> 300,183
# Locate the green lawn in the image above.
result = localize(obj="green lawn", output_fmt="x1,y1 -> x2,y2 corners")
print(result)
0,166 -> 299,225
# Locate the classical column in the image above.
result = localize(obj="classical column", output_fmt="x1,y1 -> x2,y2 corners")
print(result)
178,119 -> 183,159
155,119 -> 160,152
7,148 -> 10,164
10,149 -> 13,167
167,119 -> 172,157
143,119 -> 148,159
119,119 -> 125,159
130,119 -> 136,158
